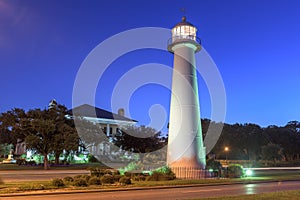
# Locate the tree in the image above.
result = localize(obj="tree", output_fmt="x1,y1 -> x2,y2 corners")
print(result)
0,128 -> 15,145
113,125 -> 166,164
0,104 -> 79,169
48,105 -> 79,165
0,108 -> 26,145
73,118 -> 106,152
264,123 -> 300,161
261,143 -> 283,164
0,143 -> 14,158
24,118 -> 55,169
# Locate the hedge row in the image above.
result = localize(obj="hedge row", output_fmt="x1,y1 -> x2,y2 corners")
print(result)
51,174 -> 131,187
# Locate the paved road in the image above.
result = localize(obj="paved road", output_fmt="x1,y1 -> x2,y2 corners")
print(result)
2,181 -> 300,199
0,170 -> 90,182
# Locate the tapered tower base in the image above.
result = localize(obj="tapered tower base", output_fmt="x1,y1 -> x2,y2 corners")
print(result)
167,17 -> 206,179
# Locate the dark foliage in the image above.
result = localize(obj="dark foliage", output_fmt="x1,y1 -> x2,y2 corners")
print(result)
51,178 -> 65,187
88,177 -> 101,185
73,178 -> 88,187
119,176 -> 131,185
100,174 -> 115,184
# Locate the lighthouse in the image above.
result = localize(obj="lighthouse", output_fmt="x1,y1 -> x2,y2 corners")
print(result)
167,17 -> 206,178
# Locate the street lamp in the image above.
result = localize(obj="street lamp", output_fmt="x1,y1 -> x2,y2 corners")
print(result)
224,146 -> 229,178
224,146 -> 229,164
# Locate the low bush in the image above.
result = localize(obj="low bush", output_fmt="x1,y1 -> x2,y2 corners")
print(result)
73,178 -> 88,187
27,160 -> 37,165
63,176 -> 74,183
119,176 -> 131,185
113,174 -> 122,182
73,174 -> 90,181
51,178 -> 65,187
88,177 -> 101,185
80,174 -> 91,181
124,171 -> 133,177
132,175 -> 146,181
18,183 -> 46,191
227,164 -> 244,178
73,175 -> 83,180
100,174 -> 114,184
16,158 -> 26,165
89,167 -> 108,177
103,169 -> 113,175
146,172 -> 176,181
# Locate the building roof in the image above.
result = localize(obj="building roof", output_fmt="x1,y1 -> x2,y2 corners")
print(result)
172,16 -> 195,28
68,104 -> 137,122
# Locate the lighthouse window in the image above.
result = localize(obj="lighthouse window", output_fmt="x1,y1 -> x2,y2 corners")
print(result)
172,25 -> 197,42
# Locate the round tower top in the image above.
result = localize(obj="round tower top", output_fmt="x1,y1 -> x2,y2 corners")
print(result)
168,17 -> 201,52
172,16 -> 195,28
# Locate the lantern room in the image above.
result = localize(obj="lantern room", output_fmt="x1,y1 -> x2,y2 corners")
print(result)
168,16 -> 201,52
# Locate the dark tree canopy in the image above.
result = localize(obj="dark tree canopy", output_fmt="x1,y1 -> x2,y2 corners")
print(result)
113,125 -> 166,154
208,119 -> 300,162
0,104 -> 79,169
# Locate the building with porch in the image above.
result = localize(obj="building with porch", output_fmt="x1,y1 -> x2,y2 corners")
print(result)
15,103 -> 137,163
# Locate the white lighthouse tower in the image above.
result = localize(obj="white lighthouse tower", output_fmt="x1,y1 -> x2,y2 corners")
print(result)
167,17 -> 206,178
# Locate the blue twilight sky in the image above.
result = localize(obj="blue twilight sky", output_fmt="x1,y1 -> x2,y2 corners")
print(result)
0,0 -> 300,131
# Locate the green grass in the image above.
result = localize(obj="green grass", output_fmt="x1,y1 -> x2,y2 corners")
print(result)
197,190 -> 300,200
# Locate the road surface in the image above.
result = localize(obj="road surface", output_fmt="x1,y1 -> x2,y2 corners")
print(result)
0,170 -> 90,182
2,181 -> 299,199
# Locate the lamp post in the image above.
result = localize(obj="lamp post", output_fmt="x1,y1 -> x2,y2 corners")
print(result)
224,146 -> 229,165
224,146 -> 229,178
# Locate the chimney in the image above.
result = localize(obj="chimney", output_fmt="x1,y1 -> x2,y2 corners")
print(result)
118,108 -> 125,117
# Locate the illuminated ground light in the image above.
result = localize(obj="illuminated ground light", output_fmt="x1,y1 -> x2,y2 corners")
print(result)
245,169 -> 253,176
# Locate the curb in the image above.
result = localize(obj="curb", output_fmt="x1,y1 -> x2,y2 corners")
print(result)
1,179 -> 299,197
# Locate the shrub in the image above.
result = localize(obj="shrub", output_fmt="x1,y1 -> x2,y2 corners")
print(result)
119,176 -> 131,185
73,175 -> 83,180
154,166 -> 173,175
18,183 -> 46,191
146,172 -> 176,181
227,164 -> 244,178
132,175 -> 146,181
73,178 -> 88,187
206,159 -> 222,171
16,158 -> 26,165
89,168 -> 107,177
113,170 -> 121,175
27,160 -> 36,165
51,178 -> 65,187
103,169 -> 113,175
63,176 -> 74,184
73,174 -> 90,181
88,177 -> 101,185
124,171 -> 134,178
113,175 -> 122,182
80,174 -> 91,181
100,174 -> 114,184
